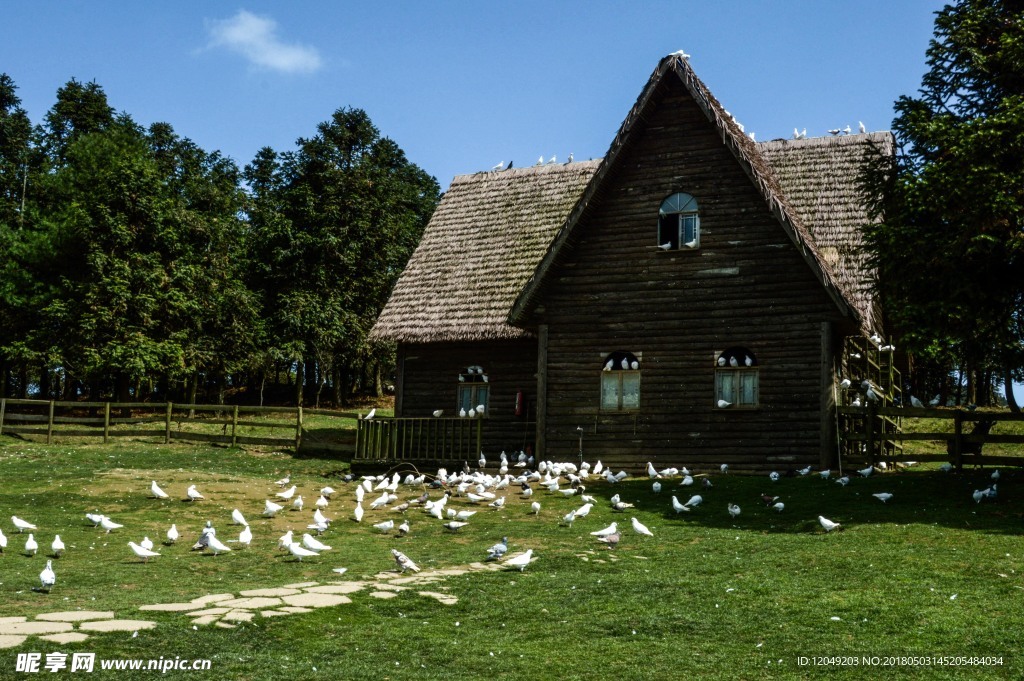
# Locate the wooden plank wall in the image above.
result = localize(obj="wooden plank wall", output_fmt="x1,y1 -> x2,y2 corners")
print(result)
398,339 -> 539,457
534,75 -> 856,472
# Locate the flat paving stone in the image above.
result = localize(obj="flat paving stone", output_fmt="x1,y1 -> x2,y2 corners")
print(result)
190,615 -> 220,626
190,594 -> 236,605
418,591 -> 459,605
216,597 -> 282,610
139,603 -> 201,612
280,606 -> 312,614
369,591 -> 398,599
40,632 -> 91,644
222,610 -> 255,623
78,619 -> 156,633
215,622 -> 236,629
283,582 -> 319,589
368,583 -> 408,592
185,607 -> 231,617
388,575 -> 443,585
305,584 -> 366,595
0,617 -> 27,624
260,610 -> 291,618
0,621 -> 73,636
281,593 -> 351,608
0,635 -> 28,649
37,610 -> 115,622
239,587 -> 301,597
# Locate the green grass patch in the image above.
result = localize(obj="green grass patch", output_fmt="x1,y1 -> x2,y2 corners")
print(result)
0,436 -> 1020,679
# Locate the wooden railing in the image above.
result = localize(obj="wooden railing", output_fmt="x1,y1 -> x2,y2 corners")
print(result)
838,404 -> 1024,469
0,398 -> 304,449
355,417 -> 482,463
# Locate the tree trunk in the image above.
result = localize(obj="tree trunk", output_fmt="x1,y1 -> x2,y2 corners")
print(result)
18,365 -> 28,399
39,363 -> 51,399
1005,370 -> 1020,413
295,361 -> 304,407
374,361 -> 383,398
188,373 -> 198,418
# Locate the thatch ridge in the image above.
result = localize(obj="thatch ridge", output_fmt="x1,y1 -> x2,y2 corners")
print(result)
369,160 -> 602,343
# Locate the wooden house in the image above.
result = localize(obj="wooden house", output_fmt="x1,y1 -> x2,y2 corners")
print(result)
369,54 -> 894,471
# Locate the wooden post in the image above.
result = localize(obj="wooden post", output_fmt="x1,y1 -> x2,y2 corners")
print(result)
819,322 -> 835,469
103,402 -> 110,444
231,405 -> 239,448
295,406 -> 303,452
47,399 -> 54,444
0,398 -> 6,437
864,402 -> 876,466
476,418 -> 483,461
165,402 -> 172,444
953,409 -> 963,471
354,418 -> 362,460
536,324 -> 549,458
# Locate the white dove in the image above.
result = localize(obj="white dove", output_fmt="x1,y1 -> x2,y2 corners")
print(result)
872,493 -> 893,503
25,533 -> 38,556
277,530 -> 294,550
531,501 -> 541,515
819,469 -> 831,479
370,492 -> 391,510
206,534 -> 232,555
720,464 -> 729,474
39,560 -> 56,592
276,485 -> 297,500
819,516 -> 842,532
561,510 -> 577,527
575,503 -> 594,518
591,522 -> 618,537
444,521 -> 469,532
679,475 -> 694,487
772,502 -> 785,512
231,509 -> 248,526
85,513 -> 104,527
302,533 -> 332,552
398,520 -> 410,536
99,516 -> 123,533
684,495 -> 703,508
503,549 -> 534,571
313,508 -> 331,527
355,485 -> 365,503
11,516 -> 36,533
264,500 -> 283,517
186,485 -> 204,501
292,495 -> 304,511
0,527 -> 7,553
51,535 -> 65,558
320,486 -> 336,498
129,541 -> 161,563
353,502 -> 365,523
652,481 -> 662,493
166,524 -> 179,544
857,466 -> 874,477
672,496 -> 690,513
315,495 -> 330,509
836,476 -> 850,487
288,542 -> 319,561
374,520 -> 395,534
150,480 -> 169,499
236,525 -> 252,547
728,503 -> 741,518
797,466 -> 812,476
140,536 -> 154,551
392,548 -> 420,573
631,517 -> 654,536
274,473 -> 290,487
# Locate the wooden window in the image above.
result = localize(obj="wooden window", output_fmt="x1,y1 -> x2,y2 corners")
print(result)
715,348 -> 758,407
458,365 -> 489,416
658,192 -> 700,250
601,352 -> 640,411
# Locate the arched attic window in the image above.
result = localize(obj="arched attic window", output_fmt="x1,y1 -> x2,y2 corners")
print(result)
601,351 -> 640,411
657,192 -> 700,250
458,365 -> 489,417
715,347 -> 758,408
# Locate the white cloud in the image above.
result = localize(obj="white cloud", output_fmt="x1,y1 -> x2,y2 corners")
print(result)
206,10 -> 322,74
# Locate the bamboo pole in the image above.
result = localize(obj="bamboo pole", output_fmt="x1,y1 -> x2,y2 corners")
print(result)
103,402 -> 110,444
231,405 -> 238,448
165,402 -> 172,444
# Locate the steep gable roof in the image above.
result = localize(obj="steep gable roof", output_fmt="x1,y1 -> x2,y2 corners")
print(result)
508,54 -> 877,333
370,160 -> 601,343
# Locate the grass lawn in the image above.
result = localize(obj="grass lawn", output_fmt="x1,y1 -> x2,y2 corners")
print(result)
0,435 -> 1020,679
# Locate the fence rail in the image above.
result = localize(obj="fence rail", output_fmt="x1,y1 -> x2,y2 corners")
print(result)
355,417 -> 482,463
838,405 -> 1024,469
0,398 -> 309,449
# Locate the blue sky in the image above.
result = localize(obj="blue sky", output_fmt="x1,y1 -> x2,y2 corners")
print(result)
3,1 -> 947,186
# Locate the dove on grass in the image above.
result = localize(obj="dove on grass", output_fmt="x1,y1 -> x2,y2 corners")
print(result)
129,541 -> 160,563
50,534 -> 65,558
818,516 -> 842,532
186,485 -> 204,502
288,542 -> 319,561
503,549 -> 534,571
39,560 -> 56,592
486,537 -> 508,560
374,520 -> 395,534
728,503 -> 741,518
25,533 -> 38,556
99,516 -> 123,534
392,548 -> 420,573
872,492 -> 893,503
206,534 -> 232,555
140,536 -> 154,551
11,516 -> 36,533
264,500 -> 283,517
591,522 -> 618,537
302,533 -> 332,552
231,509 -> 248,526
166,524 -> 179,544
631,517 -> 654,536
151,481 -> 169,499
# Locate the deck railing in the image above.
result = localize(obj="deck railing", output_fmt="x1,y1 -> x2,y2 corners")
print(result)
355,417 -> 482,463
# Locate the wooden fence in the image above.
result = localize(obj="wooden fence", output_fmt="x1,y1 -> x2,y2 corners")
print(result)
355,417 -> 482,463
838,404 -> 1024,469
0,399 -> 359,452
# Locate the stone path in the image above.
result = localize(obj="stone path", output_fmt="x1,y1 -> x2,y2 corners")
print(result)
0,558 -> 516,647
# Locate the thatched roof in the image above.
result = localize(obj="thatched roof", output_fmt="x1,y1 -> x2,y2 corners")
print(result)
372,54 -> 890,343
370,161 -> 601,343
759,133 -> 894,333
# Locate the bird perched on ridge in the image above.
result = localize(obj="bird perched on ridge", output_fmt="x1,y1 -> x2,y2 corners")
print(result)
129,541 -> 161,563
365,408 -> 376,420
392,548 -> 420,573
151,481 -> 169,499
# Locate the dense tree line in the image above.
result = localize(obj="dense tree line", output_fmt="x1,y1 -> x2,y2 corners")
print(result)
0,76 -> 439,406
863,0 -> 1024,410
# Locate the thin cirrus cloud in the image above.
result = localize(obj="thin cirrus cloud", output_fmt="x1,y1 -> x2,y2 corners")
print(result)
205,10 -> 323,74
